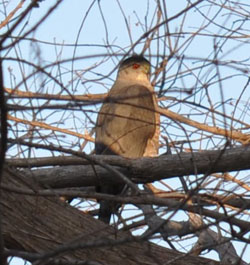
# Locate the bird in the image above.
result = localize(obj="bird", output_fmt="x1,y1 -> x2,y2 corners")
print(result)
95,55 -> 157,224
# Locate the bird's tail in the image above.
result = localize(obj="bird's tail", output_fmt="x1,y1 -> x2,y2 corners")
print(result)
99,199 -> 113,224
97,183 -> 124,224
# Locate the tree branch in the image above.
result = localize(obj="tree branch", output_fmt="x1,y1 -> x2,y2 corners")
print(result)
7,145 -> 250,188
1,168 -> 220,265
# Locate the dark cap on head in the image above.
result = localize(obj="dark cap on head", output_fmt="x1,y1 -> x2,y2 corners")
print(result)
120,55 -> 150,69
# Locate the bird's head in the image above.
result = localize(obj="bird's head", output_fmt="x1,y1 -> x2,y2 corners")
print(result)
117,55 -> 151,82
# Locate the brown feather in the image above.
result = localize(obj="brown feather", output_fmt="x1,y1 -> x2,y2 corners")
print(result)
95,84 -> 156,158
95,83 -> 157,223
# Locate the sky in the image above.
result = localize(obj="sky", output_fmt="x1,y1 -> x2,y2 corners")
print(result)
2,0 -> 250,264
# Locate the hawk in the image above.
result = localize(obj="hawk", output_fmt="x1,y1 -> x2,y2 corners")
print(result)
95,55 -> 157,223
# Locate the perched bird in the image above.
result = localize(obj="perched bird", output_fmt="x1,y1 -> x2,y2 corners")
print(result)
95,55 -> 157,223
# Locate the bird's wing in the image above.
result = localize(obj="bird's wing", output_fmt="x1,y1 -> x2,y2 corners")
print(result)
95,84 -> 156,158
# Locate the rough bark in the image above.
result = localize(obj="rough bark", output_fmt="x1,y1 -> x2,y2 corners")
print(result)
1,167 -> 219,265
7,145 -> 250,189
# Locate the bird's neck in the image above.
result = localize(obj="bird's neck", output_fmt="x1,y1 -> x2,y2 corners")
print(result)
116,71 -> 151,87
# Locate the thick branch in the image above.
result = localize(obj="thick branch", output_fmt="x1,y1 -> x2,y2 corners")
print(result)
1,168 -> 219,265
10,145 -> 250,189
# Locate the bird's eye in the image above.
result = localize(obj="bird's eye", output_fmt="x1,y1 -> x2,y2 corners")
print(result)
132,63 -> 140,69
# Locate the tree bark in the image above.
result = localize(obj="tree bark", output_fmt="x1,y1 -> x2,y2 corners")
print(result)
1,167 -> 219,265
8,145 -> 250,189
